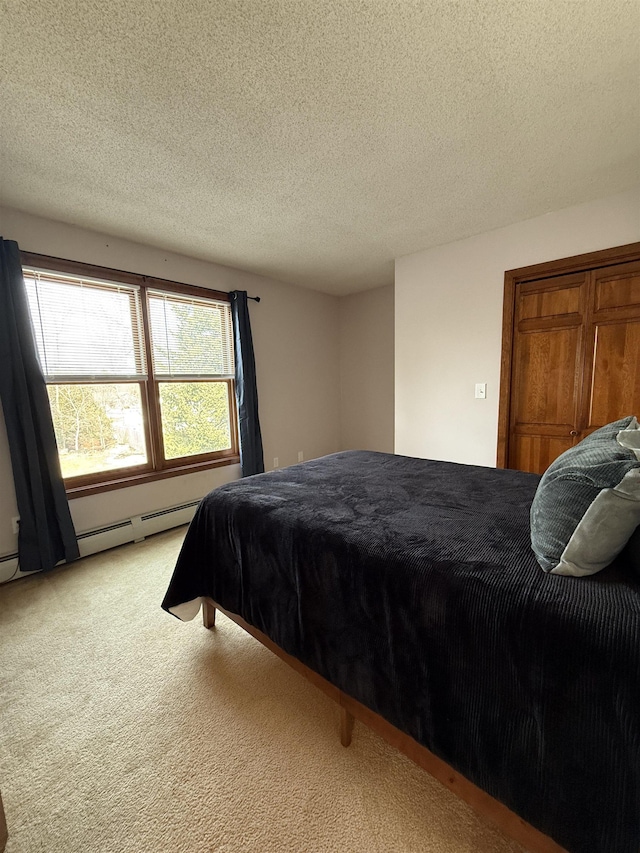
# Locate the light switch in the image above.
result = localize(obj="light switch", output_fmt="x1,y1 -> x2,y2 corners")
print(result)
475,383 -> 487,399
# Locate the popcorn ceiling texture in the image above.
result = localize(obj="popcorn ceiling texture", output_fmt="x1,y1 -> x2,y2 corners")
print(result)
1,0 -> 638,294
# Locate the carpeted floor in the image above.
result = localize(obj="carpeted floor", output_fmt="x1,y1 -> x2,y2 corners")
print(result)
0,527 -> 526,853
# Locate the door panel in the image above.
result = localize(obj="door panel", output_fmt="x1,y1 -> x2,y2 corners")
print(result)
510,434 -> 575,475
594,262 -> 640,312
511,328 -> 581,427
519,281 -> 582,320
588,320 -> 640,428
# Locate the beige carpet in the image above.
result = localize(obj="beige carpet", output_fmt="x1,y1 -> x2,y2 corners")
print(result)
0,527 -> 526,853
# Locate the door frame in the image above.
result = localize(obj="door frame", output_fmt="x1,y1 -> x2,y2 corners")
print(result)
496,241 -> 640,468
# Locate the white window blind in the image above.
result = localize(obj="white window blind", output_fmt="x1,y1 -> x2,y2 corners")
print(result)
148,290 -> 234,379
23,269 -> 146,381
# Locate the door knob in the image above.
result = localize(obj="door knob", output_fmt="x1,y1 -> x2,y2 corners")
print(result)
570,430 -> 578,436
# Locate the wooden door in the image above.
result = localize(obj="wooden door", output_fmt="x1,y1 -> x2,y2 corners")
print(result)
498,244 -> 640,475
508,273 -> 586,473
582,260 -> 640,436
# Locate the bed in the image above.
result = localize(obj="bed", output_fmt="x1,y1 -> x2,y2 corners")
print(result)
161,450 -> 640,853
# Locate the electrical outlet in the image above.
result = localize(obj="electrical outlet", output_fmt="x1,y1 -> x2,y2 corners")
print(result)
11,516 -> 20,535
273,457 -> 279,469
298,451 -> 304,462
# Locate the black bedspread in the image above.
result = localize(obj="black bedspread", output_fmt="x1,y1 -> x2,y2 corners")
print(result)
162,451 -> 640,853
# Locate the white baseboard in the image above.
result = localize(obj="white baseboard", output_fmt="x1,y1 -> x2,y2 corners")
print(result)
0,500 -> 198,584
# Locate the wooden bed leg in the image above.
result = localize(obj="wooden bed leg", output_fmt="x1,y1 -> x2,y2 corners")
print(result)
202,599 -> 216,629
340,706 -> 354,747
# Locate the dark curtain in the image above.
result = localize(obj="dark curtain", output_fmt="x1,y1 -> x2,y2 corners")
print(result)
0,238 -> 79,573
229,290 -> 264,477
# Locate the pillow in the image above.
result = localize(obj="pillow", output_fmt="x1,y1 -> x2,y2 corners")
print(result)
616,418 -> 640,580
530,416 -> 640,576
617,417 -> 640,460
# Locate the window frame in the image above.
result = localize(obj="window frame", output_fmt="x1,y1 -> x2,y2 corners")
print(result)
20,251 -> 240,498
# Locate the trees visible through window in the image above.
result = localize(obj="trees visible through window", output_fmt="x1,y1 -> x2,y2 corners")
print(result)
20,253 -> 238,494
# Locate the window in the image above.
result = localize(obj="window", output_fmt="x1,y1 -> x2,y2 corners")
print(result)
20,252 -> 239,496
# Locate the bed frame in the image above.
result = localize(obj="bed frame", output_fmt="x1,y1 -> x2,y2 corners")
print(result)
202,598 -> 567,853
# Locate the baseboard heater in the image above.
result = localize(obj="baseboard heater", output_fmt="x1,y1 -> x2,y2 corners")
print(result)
0,499 -> 199,584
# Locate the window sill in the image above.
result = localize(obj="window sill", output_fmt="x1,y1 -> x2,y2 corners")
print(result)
65,455 -> 240,499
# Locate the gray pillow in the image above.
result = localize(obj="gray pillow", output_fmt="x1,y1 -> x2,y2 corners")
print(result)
530,416 -> 640,576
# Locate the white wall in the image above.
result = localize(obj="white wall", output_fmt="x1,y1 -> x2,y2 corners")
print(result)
0,208 -> 342,557
395,187 -> 640,466
339,284 -> 394,453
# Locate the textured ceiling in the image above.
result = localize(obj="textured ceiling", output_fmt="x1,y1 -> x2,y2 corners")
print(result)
1,1 -> 639,295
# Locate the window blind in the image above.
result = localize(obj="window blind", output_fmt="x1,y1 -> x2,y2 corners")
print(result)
23,269 -> 146,381
147,290 -> 234,379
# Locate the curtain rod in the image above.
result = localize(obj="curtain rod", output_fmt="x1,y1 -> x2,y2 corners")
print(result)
228,291 -> 260,302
